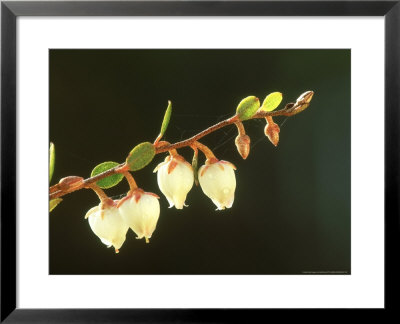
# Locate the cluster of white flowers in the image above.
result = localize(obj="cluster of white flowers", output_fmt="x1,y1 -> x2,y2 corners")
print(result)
154,155 -> 237,211
85,190 -> 160,253
86,154 -> 236,252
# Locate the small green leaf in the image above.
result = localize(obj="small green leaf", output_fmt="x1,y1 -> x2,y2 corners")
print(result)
126,142 -> 156,171
261,92 -> 283,112
236,96 -> 260,121
159,101 -> 172,138
49,142 -> 55,183
91,161 -> 124,189
50,198 -> 63,212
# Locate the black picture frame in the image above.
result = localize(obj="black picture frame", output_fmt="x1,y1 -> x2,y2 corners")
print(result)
1,0 -> 399,322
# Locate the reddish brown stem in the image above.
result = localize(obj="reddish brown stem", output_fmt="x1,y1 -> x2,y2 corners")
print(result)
49,95 -> 312,201
50,163 -> 125,200
155,118 -> 233,154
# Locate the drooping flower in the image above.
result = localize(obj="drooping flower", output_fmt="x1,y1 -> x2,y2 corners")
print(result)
118,189 -> 160,242
198,160 -> 237,210
153,155 -> 194,209
86,203 -> 129,253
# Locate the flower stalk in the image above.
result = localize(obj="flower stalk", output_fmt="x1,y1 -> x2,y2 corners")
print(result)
122,171 -> 138,193
192,141 -> 216,161
86,183 -> 114,207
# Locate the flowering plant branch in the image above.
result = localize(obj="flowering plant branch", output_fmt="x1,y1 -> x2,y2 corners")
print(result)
49,90 -> 314,253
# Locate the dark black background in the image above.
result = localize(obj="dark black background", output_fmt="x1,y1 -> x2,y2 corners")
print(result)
49,49 -> 350,274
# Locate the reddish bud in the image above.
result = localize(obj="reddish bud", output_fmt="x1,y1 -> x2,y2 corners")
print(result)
235,134 -> 251,159
58,176 -> 84,190
264,118 -> 280,147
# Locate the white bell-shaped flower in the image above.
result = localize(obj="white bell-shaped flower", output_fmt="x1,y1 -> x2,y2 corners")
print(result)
118,189 -> 160,242
153,155 -> 194,209
198,160 -> 237,210
85,204 -> 129,253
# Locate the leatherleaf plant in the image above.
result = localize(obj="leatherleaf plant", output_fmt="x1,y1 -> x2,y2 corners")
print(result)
49,90 -> 314,253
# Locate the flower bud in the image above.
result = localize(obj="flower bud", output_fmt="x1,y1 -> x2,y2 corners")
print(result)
289,91 -> 314,115
296,90 -> 314,105
58,176 -> 84,191
118,190 -> 160,242
235,134 -> 251,159
86,204 -> 129,253
264,118 -> 280,147
153,155 -> 194,209
198,160 -> 236,210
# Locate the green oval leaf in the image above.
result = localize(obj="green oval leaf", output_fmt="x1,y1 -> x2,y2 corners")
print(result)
49,142 -> 55,183
236,96 -> 260,121
160,100 -> 172,138
91,161 -> 124,189
261,92 -> 283,112
50,198 -> 63,212
126,142 -> 156,171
